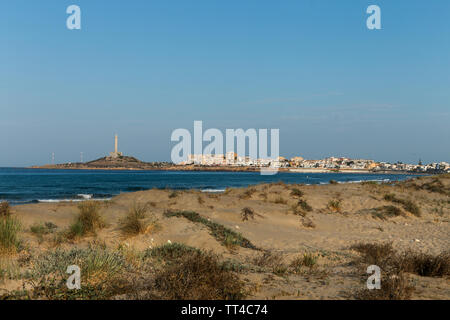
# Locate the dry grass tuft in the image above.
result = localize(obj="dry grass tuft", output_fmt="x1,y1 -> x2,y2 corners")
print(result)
0,202 -> 11,217
0,215 -> 22,255
67,201 -> 105,239
119,203 -> 152,236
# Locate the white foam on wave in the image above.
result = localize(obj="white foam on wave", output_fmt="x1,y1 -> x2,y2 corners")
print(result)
201,189 -> 226,193
77,194 -> 93,199
38,198 -> 111,203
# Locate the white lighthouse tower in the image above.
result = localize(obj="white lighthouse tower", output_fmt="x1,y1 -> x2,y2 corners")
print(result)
109,134 -> 123,158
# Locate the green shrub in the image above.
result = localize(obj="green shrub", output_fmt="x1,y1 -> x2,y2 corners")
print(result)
290,188 -> 304,198
327,199 -> 342,213
164,211 -> 257,250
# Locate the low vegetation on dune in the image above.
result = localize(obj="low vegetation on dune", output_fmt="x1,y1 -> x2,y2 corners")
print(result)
2,242 -> 247,300
1,175 -> 449,300
350,242 -> 450,300
401,176 -> 450,196
144,242 -> 201,262
30,222 -> 58,243
164,210 -> 257,250
358,205 -> 405,220
151,249 -> 245,300
383,194 -> 421,217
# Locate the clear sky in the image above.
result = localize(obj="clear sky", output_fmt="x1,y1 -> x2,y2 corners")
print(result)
1,0 -> 449,167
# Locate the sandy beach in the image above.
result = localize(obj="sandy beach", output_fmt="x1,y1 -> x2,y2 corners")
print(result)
0,174 -> 449,300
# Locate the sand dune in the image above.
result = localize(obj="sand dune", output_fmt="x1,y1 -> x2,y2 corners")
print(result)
1,174 -> 449,299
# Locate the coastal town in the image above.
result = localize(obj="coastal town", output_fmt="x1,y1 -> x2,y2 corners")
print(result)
182,153 -> 450,174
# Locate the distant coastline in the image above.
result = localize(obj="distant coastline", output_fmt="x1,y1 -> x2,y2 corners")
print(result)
30,163 -> 423,175
29,154 -> 440,175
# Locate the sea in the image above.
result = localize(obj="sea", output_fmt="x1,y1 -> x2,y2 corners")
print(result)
0,168 -> 421,205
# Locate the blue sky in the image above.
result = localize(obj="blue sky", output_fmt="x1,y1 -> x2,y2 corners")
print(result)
1,0 -> 449,166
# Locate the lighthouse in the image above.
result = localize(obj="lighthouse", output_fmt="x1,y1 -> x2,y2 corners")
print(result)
109,134 -> 123,158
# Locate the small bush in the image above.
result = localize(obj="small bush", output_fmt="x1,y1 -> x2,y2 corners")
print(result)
144,243 -> 201,262
239,188 -> 256,200
252,251 -> 287,275
168,191 -> 178,198
384,194 -> 421,217
396,250 -> 450,277
273,197 -> 288,205
290,188 -> 304,198
290,253 -> 318,272
352,242 -> 449,278
0,216 -> 21,254
365,206 -> 404,220
354,271 -> 415,300
197,195 -> 205,205
28,245 -> 129,299
30,222 -> 58,243
153,250 -> 245,299
0,202 -> 11,217
329,180 -> 338,185
351,242 -> 395,268
327,199 -> 342,213
253,251 -> 282,268
30,222 -> 57,236
241,207 -> 255,221
298,199 -> 313,212
402,200 -> 421,217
